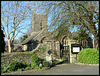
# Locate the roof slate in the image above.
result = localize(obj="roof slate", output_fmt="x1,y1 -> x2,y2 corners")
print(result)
22,28 -> 45,45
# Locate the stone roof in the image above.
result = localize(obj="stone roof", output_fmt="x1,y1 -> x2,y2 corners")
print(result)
22,28 -> 45,45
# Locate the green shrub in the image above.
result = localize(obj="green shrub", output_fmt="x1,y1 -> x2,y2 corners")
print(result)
31,64 -> 36,69
35,65 -> 41,70
5,61 -> 27,72
1,69 -> 7,73
42,67 -> 48,70
31,54 -> 39,64
1,65 -> 10,73
77,48 -> 99,64
43,60 -> 50,67
17,69 -> 23,72
1,62 -> 32,73
26,66 -> 31,70
27,64 -> 31,67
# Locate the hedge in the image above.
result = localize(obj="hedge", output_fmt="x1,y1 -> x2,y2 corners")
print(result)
77,48 -> 99,64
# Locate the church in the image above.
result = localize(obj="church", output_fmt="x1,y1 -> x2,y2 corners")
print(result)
21,9 -> 93,63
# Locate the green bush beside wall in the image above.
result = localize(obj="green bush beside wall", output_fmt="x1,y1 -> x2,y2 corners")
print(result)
77,48 -> 99,64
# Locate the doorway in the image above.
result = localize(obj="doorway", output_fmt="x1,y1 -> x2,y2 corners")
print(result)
60,36 -> 70,63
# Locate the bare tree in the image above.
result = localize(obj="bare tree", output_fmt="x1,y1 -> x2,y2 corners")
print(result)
1,1 -> 32,52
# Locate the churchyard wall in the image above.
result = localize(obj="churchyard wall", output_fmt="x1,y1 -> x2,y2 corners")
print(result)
1,52 -> 33,69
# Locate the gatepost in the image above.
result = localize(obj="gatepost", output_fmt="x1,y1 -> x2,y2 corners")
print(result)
45,41 -> 53,66
69,40 -> 82,63
69,40 -> 72,63
56,41 -> 60,58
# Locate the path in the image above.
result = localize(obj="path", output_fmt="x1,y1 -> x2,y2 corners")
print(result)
2,63 -> 99,75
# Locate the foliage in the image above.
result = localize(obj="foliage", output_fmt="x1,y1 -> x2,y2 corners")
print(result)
5,61 -> 27,72
41,67 -> 48,70
1,60 -> 49,74
17,69 -> 23,72
77,48 -> 99,64
24,63 -> 31,70
1,66 -> 8,73
73,29 -> 92,41
1,61 -> 28,73
35,65 -> 41,70
43,60 -> 50,67
31,64 -> 36,69
31,54 -> 39,64
52,25 -> 71,41
1,69 -> 6,73
25,67 -> 30,70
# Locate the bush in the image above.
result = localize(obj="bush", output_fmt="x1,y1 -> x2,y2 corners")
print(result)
25,66 -> 31,70
43,60 -> 50,67
31,54 -> 39,64
5,61 -> 27,72
77,48 -> 99,64
41,67 -> 48,70
1,69 -> 7,73
31,64 -> 36,69
35,65 -> 41,70
17,69 -> 23,72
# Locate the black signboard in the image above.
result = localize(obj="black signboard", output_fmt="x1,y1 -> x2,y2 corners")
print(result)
71,44 -> 81,54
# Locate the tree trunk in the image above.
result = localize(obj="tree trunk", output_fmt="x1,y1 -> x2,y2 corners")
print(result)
8,40 -> 12,53
94,38 -> 99,50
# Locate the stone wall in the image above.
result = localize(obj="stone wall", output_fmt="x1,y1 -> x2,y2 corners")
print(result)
1,52 -> 33,69
31,13 -> 48,33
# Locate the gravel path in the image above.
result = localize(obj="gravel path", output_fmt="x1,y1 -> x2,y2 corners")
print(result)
2,63 -> 99,75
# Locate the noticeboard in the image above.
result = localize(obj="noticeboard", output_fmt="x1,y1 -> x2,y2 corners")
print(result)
71,44 -> 81,54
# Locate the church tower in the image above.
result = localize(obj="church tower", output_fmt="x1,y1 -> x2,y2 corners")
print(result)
31,8 -> 48,35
